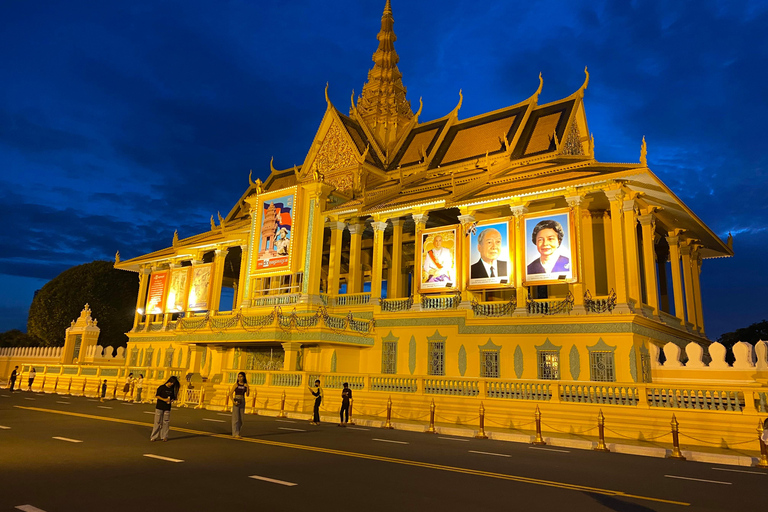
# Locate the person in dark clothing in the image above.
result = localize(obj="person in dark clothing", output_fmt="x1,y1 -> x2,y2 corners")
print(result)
100,379 -> 108,402
230,372 -> 250,438
309,379 -> 323,425
339,382 -> 352,426
8,366 -> 18,391
150,376 -> 180,441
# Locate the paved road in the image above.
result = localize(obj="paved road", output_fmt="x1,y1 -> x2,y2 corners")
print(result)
1,390 -> 765,512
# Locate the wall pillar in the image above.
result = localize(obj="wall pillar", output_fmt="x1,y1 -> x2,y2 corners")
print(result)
458,212 -> 476,307
282,342 -> 302,372
602,211 -> 615,294
581,208 -> 596,295
566,194 -> 586,314
370,219 -> 388,303
511,205 -> 529,316
389,218 -> 404,298
638,214 -> 660,316
666,234 -> 685,322
210,248 -> 229,313
326,221 -> 346,296
411,213 -> 429,310
299,183 -> 333,302
691,247 -> 705,335
680,242 -> 697,330
347,222 -> 364,294
133,267 -> 150,330
236,244 -> 249,308
604,189 -> 631,313
622,198 -> 642,307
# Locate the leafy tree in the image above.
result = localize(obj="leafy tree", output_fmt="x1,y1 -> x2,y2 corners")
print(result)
717,320 -> 768,348
27,261 -> 138,348
0,330 -> 45,348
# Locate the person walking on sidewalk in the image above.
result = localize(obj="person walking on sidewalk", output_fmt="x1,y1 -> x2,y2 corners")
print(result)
309,379 -> 323,425
230,372 -> 250,438
135,374 -> 144,402
339,382 -> 352,426
150,376 -> 179,442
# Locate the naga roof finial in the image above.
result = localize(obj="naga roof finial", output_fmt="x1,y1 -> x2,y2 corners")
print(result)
640,136 -> 648,166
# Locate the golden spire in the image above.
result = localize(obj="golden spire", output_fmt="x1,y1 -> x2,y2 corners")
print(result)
355,0 -> 413,153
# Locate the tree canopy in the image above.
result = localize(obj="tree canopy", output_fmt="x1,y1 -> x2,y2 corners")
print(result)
27,260 -> 138,348
0,330 -> 45,348
717,320 -> 768,348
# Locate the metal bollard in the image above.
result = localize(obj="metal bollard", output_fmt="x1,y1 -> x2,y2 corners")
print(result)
195,387 -> 206,410
384,397 -> 394,429
668,414 -> 686,460
532,405 -> 546,445
475,402 -> 488,439
250,389 -> 258,414
594,410 -> 609,452
277,390 -> 287,418
67,378 -> 73,395
348,398 -> 356,426
757,419 -> 768,468
426,399 -> 437,434
40,376 -> 46,393
112,381 -> 118,399
225,393 -> 230,409
82,378 -> 87,396
54,376 -> 59,393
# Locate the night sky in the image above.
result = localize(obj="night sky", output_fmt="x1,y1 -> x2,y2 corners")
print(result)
1,1 -> 766,340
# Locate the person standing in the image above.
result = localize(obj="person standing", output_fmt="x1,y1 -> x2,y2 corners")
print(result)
135,374 -> 144,402
230,372 -> 250,438
309,379 -> 323,425
8,366 -> 18,391
122,372 -> 134,401
339,382 -> 352,426
27,368 -> 36,392
150,376 -> 179,442
100,379 -> 108,402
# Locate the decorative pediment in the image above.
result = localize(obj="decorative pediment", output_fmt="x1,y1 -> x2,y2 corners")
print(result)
382,330 -> 400,343
478,338 -> 501,351
587,338 -> 617,352
535,338 -> 561,351
427,330 -> 447,343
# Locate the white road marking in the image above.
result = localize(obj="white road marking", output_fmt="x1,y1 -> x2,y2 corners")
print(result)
664,475 -> 731,485
143,411 -> 155,415
249,475 -> 297,486
529,446 -> 570,453
97,406 -> 113,409
24,397 -> 35,400
469,450 -> 511,457
87,399 -> 99,402
372,438 -> 409,445
56,401 -> 70,404
217,412 -> 231,416
347,427 -> 370,431
121,402 -> 134,406
16,505 -> 48,512
278,427 -> 306,432
203,418 -> 226,423
1,394 -> 10,397
144,454 -> 184,463
711,467 -> 766,475
275,419 -> 297,423
53,437 -> 83,443
0,425 -> 11,429
439,436 -> 470,442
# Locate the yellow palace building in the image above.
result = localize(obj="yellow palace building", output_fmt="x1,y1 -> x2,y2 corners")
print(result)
88,1 -> 766,451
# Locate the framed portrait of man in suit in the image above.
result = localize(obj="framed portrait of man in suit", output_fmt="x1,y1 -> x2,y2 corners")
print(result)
418,226 -> 459,292
467,219 -> 513,289
523,209 -> 577,285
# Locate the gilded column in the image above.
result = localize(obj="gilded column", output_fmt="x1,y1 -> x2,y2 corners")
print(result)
580,208 -> 596,296
638,214 -> 660,316
162,262 -> 177,328
666,234 -> 685,322
458,212 -> 476,308
510,205 -> 528,316
300,183 -> 333,302
326,220 -> 346,296
604,189 -> 631,313
235,244 -> 248,308
691,246 -> 705,335
389,218 -> 404,298
680,241 -> 697,330
370,219 -> 388,303
602,211 -> 615,293
347,221 -> 364,294
411,212 -> 429,310
133,266 -> 150,330
209,248 -> 229,313
622,198 -> 642,307
566,194 -> 586,314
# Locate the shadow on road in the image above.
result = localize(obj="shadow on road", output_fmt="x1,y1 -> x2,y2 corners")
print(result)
584,492 -> 659,512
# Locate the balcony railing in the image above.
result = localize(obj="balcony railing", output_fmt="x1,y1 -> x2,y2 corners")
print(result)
527,292 -> 574,315
584,290 -> 617,313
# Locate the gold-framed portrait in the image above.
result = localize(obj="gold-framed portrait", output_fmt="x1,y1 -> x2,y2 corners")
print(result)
146,271 -> 168,314
253,186 -> 296,274
187,264 -> 213,311
523,209 -> 577,285
418,225 -> 459,293
466,218 -> 513,289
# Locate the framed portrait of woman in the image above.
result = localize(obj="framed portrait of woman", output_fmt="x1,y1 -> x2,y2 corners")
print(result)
523,209 -> 577,285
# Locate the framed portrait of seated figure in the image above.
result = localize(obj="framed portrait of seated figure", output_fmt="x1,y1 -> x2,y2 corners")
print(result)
418,226 -> 459,293
523,209 -> 577,285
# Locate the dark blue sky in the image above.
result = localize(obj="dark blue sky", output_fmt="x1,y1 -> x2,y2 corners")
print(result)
1,0 -> 766,339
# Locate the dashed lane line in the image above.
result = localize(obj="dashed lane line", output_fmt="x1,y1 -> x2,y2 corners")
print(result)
24,397 -> 36,400
347,427 -> 370,431
53,436 -> 83,443
249,475 -> 297,486
217,413 -> 231,417
275,419 -> 297,423
143,411 -> 155,415
97,406 -> 113,409
56,401 -> 70,404
14,406 -> 690,507
664,475 -> 731,485
529,446 -> 571,453
469,450 -> 511,458
278,427 -> 306,432
373,438 -> 409,445
87,399 -> 99,402
144,454 -> 184,463
0,425 -> 11,429
711,467 -> 766,475
203,418 -> 226,423
16,505 -> 47,512
439,436 -> 470,442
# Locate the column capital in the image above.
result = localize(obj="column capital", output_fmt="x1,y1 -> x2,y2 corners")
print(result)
565,195 -> 584,208
510,205 -> 529,218
372,220 -> 388,233
411,213 -> 429,225
215,247 -> 229,257
666,235 -> 680,247
281,342 -> 302,351
604,188 -> 624,203
457,214 -> 476,225
679,243 -> 692,256
390,217 -> 406,227
240,244 -> 248,251
326,220 -> 347,231
622,199 -> 638,214
347,222 -> 365,235
638,213 -> 656,227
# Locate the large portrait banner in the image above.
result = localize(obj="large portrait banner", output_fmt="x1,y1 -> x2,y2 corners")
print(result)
165,267 -> 190,313
467,219 -> 512,289
418,226 -> 459,292
187,264 -> 213,311
256,190 -> 295,272
523,209 -> 576,285
146,271 -> 168,314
